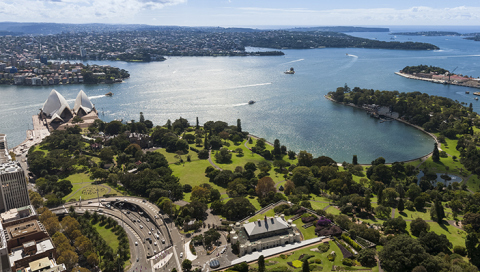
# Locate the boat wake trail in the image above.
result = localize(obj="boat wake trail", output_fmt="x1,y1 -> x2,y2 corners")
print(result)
347,54 -> 359,58
281,59 -> 304,65
89,95 -> 106,100
233,103 -> 249,107
227,83 -> 271,89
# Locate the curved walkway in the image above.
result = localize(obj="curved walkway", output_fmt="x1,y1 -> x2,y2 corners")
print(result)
208,149 -> 222,170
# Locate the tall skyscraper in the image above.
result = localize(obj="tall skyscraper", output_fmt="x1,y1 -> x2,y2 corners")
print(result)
0,135 -> 30,213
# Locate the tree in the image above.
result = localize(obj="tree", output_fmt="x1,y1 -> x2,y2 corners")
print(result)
419,231 -> 452,255
374,205 -> 391,219
432,142 -> 440,162
383,217 -> 407,234
258,255 -> 265,272
352,155 -> 358,165
334,214 -> 352,230
215,147 -> 232,163
383,188 -> 399,206
273,139 -> 282,159
182,259 -> 192,272
257,161 -> 272,174
223,197 -> 256,220
397,198 -> 405,212
198,149 -> 209,160
463,213 -> 480,232
410,218 -> 430,237
298,151 -> 313,167
237,119 -> 242,132
284,180 -> 295,196
358,248 -> 376,267
204,229 -> 221,248
57,250 -> 79,271
256,177 -> 276,198
190,186 -> 211,203
99,147 -> 114,162
244,162 -> 257,172
302,257 -> 310,272
379,235 -> 429,272
434,199 -> 445,223
466,232 -> 480,268
87,252 -> 100,268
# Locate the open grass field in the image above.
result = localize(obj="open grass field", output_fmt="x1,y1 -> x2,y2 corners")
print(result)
395,208 -> 432,221
64,184 -> 121,201
310,201 -> 330,211
292,218 -> 317,240
418,156 -> 467,177
467,175 -> 480,192
248,209 -> 276,221
248,241 -> 376,272
93,222 -> 120,251
405,221 -> 467,248
434,133 -> 461,158
325,206 -> 341,215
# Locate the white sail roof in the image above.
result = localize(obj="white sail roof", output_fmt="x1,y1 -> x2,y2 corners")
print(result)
41,89 -> 72,118
73,90 -> 94,115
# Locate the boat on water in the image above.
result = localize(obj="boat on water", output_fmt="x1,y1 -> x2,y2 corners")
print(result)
284,67 -> 295,74
466,91 -> 470,94
248,100 -> 256,105
105,92 -> 113,96
475,97 -> 478,101
473,92 -> 480,96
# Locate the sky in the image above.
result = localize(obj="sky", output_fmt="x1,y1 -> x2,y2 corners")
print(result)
1,0 -> 480,27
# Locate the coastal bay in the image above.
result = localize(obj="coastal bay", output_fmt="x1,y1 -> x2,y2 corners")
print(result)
1,27 -> 480,164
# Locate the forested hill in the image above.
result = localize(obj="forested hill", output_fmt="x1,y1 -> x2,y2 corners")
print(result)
400,65 -> 449,75
242,31 -> 439,50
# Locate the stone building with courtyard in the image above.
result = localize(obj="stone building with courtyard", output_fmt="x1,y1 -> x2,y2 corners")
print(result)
231,215 -> 301,257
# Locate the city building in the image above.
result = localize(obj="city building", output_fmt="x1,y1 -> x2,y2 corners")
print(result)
231,215 -> 301,256
0,134 -> 9,164
0,206 -> 37,228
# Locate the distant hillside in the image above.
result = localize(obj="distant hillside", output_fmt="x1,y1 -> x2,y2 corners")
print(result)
288,26 -> 389,32
0,22 -> 388,35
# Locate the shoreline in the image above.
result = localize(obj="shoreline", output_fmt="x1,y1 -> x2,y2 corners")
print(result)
324,95 -> 439,165
395,71 -> 480,90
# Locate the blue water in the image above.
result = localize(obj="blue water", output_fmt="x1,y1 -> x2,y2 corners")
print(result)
417,172 -> 463,186
1,26 -> 480,164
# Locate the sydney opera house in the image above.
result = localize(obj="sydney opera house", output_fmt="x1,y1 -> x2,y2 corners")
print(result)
39,89 -> 98,130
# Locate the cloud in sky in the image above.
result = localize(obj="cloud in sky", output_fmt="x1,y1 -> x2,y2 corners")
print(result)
0,1 -> 479,26
0,0 -> 186,23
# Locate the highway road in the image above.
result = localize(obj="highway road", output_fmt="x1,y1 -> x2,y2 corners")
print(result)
52,196 -> 185,272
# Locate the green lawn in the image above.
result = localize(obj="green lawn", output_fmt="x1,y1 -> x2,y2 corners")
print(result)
467,175 -> 480,192
325,206 -> 341,215
248,241 -> 376,271
434,133 -> 461,158
248,209 -> 276,221
418,156 -> 467,177
65,172 -> 91,183
310,201 -> 330,211
64,184 -> 121,201
93,222 -> 120,251
395,208 -> 432,221
293,218 -> 317,240
169,159 -> 224,192
405,221 -> 467,248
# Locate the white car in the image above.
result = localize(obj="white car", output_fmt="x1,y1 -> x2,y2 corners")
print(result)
135,242 -> 138,246
148,231 -> 151,235
180,252 -> 183,258
139,225 -> 143,229
146,219 -> 149,222
154,242 -> 157,246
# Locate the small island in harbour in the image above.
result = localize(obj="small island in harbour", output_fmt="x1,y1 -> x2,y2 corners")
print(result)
395,65 -> 480,89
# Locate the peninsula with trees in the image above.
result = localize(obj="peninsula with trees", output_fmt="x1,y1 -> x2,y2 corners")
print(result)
395,65 -> 480,89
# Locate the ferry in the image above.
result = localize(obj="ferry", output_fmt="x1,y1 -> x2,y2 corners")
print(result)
105,92 -> 113,96
248,100 -> 256,105
284,67 -> 295,74
473,92 -> 480,96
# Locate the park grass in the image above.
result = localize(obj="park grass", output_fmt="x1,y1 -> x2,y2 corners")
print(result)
249,241 -> 375,271
247,197 -> 262,210
311,196 -> 332,203
93,222 -> 120,251
292,218 -> 317,240
63,183 -> 121,201
65,172 -> 91,183
418,156 -> 467,177
169,159 -> 225,192
325,206 -> 341,215
310,201 -> 330,211
434,133 -> 461,158
467,174 -> 480,192
405,222 -> 467,248
395,208 -> 431,221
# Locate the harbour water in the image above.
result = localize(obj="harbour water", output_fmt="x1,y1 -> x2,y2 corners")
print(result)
1,26 -> 480,164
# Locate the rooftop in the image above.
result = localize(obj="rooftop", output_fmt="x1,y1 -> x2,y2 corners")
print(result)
7,221 -> 41,239
243,217 -> 290,238
9,238 -> 54,265
29,257 -> 51,271
1,206 -> 35,223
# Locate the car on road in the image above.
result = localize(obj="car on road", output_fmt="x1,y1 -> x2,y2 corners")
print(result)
136,258 -> 139,262
180,252 -> 183,258
98,209 -> 103,212
156,234 -> 160,240
151,228 -> 154,231
162,239 -> 165,244
140,225 -> 143,229
155,215 -> 158,219
154,242 -> 157,246
142,199 -> 146,203
148,231 -> 151,235
146,218 -> 149,222
127,211 -> 130,214
88,201 -> 92,204
135,242 -> 138,246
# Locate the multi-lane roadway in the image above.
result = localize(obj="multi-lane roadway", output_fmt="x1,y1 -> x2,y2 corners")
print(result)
52,196 -> 185,272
